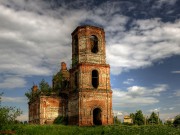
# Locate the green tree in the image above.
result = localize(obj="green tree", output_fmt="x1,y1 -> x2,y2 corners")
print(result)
53,72 -> 63,90
25,79 -> 53,102
25,86 -> 40,102
173,114 -> 180,127
134,110 -> 145,125
0,93 -> 22,128
148,112 -> 159,125
114,116 -> 121,124
39,79 -> 52,94
130,113 -> 135,124
164,120 -> 173,126
0,92 -> 2,105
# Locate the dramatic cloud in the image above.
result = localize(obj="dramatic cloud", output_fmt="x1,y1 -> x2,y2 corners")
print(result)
0,3 -> 88,88
0,0 -> 179,82
106,18 -> 180,74
0,4 -> 85,76
113,84 -> 168,107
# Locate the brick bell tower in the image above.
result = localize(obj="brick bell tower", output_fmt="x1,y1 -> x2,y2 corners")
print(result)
68,25 -> 113,126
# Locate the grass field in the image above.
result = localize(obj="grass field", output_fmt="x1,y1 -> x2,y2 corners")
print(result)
1,124 -> 180,135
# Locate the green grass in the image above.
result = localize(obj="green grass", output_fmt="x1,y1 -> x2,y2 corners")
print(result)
1,124 -> 180,135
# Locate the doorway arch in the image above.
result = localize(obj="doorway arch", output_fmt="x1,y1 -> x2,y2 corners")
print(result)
93,108 -> 102,125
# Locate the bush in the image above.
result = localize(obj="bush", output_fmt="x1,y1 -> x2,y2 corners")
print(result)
123,122 -> 133,126
173,114 -> 180,127
0,93 -> 22,129
114,116 -> 121,124
53,116 -> 68,125
164,120 -> 173,126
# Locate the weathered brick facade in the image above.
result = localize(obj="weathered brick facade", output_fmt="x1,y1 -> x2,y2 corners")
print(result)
28,25 -> 113,126
29,95 -> 66,124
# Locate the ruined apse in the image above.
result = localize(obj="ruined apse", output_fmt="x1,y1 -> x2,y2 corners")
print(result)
28,25 -> 113,126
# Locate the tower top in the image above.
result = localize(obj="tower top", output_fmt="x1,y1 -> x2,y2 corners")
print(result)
32,85 -> 38,93
71,25 -> 104,36
61,62 -> 67,70
71,25 -> 106,66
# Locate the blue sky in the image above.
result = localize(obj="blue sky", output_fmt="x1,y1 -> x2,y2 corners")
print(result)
0,0 -> 180,121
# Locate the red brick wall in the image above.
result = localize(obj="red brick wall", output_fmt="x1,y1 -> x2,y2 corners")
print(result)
29,99 -> 40,124
29,95 -> 66,125
78,91 -> 113,126
68,26 -> 113,126
72,26 -> 106,66
79,63 -> 111,90
29,25 -> 113,126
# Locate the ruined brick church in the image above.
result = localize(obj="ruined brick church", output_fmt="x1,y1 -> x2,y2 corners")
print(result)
28,25 -> 113,126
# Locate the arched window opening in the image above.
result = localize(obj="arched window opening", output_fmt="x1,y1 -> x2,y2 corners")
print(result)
90,35 -> 98,53
93,108 -> 102,125
74,35 -> 78,54
92,70 -> 99,88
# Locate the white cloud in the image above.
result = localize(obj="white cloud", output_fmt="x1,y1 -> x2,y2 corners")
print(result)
113,84 -> 168,107
17,113 -> 28,121
149,108 -> 161,112
113,110 -> 123,116
0,3 -> 89,85
160,112 -> 178,121
2,96 -> 26,103
127,84 -> 168,97
169,107 -> 174,110
0,77 -> 26,89
0,0 -> 179,80
147,107 -> 178,121
152,0 -> 177,9
171,71 -> 180,74
106,18 -> 180,75
173,90 -> 180,97
123,78 -> 134,85
157,0 -> 177,6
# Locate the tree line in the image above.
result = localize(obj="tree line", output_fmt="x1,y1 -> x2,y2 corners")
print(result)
129,110 -> 161,125
0,77 -> 180,128
114,110 -> 180,127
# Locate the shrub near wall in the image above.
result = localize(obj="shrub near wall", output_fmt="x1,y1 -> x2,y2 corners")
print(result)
53,116 -> 68,125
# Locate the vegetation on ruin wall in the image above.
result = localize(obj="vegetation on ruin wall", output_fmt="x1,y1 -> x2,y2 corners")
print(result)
53,72 -> 63,90
1,124 -> 180,135
25,79 -> 59,102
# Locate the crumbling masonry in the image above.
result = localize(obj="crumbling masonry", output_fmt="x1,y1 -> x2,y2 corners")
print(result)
28,25 -> 113,126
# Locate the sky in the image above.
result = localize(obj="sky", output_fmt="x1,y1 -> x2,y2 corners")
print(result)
0,0 -> 180,122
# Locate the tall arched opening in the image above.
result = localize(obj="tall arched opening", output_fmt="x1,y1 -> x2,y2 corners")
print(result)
92,70 -> 99,88
90,35 -> 98,53
93,108 -> 102,125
